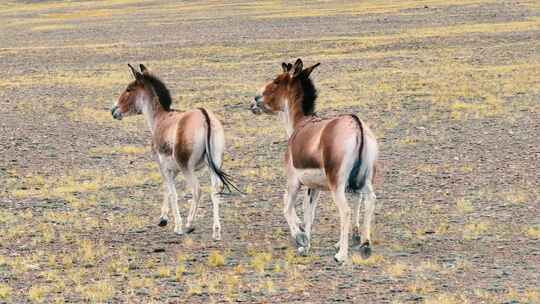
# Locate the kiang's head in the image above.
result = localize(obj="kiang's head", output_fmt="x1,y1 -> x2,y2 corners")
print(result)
111,64 -> 171,120
251,58 -> 320,115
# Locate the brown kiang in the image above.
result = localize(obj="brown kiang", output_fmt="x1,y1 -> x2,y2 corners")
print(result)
111,64 -> 240,240
251,59 -> 379,263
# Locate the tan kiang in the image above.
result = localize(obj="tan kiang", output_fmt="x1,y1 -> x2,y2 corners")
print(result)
251,59 -> 379,263
111,64 -> 240,240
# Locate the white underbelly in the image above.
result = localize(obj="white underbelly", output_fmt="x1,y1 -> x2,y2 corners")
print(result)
296,168 -> 329,190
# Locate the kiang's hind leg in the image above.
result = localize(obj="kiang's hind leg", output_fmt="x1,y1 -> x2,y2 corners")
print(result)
302,188 -> 320,254
359,182 -> 376,259
184,168 -> 201,234
352,192 -> 365,247
332,185 -> 352,263
209,171 -> 222,240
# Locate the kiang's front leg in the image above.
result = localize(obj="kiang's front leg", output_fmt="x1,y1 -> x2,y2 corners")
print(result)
155,149 -> 170,227
284,177 -> 309,254
158,188 -> 169,227
158,159 -> 182,235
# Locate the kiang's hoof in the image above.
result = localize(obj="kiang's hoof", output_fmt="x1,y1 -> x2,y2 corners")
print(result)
174,229 -> 184,235
295,232 -> 309,249
333,254 -> 346,264
185,227 -> 195,234
158,218 -> 168,227
359,243 -> 372,259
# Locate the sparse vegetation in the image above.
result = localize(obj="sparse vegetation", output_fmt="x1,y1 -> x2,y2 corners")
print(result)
1,0 -> 537,302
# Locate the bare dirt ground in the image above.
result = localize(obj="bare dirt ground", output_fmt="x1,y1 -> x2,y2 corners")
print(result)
1,0 -> 539,303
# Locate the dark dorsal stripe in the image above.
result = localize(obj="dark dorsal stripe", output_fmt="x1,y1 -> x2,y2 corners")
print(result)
143,74 -> 172,111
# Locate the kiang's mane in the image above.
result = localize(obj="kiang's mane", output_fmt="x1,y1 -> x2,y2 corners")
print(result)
295,76 -> 317,115
142,73 -> 172,111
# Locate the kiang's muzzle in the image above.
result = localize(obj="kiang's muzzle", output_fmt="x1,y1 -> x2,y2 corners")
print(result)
111,105 -> 123,120
250,95 -> 263,114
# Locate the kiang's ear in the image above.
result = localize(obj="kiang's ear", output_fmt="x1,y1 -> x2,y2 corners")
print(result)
292,58 -> 303,77
302,62 -> 320,77
128,63 -> 142,80
282,62 -> 293,73
281,62 -> 288,73
139,64 -> 150,75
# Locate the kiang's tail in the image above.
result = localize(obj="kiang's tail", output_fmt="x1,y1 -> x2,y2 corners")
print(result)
346,114 -> 373,193
198,108 -> 243,194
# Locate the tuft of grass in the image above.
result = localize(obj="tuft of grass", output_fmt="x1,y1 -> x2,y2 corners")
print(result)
208,250 -> 226,267
385,262 -> 407,279
450,95 -> 502,120
263,278 -> 275,294
223,272 -> 240,301
78,239 -> 98,266
462,221 -> 490,240
456,198 -> 473,214
504,286 -> 520,303
32,24 -> 75,32
156,266 -> 172,278
407,279 -> 435,294
175,264 -> 185,282
0,284 -> 12,301
128,277 -> 153,290
435,220 -> 449,235
46,10 -> 111,20
78,280 -> 115,303
351,253 -> 384,266
418,260 -> 440,272
89,145 -> 147,156
9,256 -> 33,275
61,254 -> 73,269
28,285 -> 48,303
424,293 -> 468,304
250,252 -> 272,274
503,188 -> 528,204
524,225 -> 540,239
183,237 -> 194,248
187,281 -> 203,296
525,290 -> 540,303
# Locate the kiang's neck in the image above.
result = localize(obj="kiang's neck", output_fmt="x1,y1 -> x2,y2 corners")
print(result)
281,97 -> 310,138
140,95 -> 166,134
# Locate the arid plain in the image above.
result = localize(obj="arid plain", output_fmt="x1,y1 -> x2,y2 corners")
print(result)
0,0 -> 539,303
